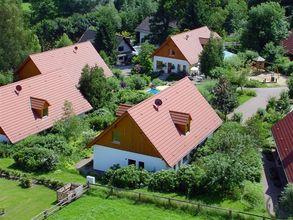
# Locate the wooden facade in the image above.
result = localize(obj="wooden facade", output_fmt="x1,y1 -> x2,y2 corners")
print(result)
93,113 -> 161,158
153,38 -> 187,61
16,58 -> 41,80
0,127 -> 5,135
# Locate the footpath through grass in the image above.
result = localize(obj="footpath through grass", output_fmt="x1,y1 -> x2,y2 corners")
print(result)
0,178 -> 55,220
49,189 -> 222,220
0,158 -> 86,184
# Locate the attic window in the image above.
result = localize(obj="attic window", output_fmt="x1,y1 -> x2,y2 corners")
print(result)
169,111 -> 192,135
30,97 -> 50,118
168,49 -> 175,56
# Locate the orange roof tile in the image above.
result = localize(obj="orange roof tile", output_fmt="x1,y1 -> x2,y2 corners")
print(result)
170,26 -> 221,65
272,112 -> 293,183
0,70 -> 92,143
116,104 -> 133,117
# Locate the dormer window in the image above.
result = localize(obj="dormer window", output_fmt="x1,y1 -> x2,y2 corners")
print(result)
30,97 -> 50,119
169,111 -> 192,135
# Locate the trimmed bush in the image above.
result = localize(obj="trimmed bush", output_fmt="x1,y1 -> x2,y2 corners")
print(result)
13,147 -> 59,172
20,177 -> 32,188
148,170 -> 178,192
231,112 -> 243,123
116,89 -> 151,105
124,75 -> 149,90
108,165 -> 151,189
86,109 -> 115,131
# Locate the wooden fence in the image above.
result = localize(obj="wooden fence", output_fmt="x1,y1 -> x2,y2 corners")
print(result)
91,183 -> 280,220
31,185 -> 89,220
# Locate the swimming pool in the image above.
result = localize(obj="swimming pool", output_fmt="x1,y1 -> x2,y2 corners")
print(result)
147,88 -> 160,95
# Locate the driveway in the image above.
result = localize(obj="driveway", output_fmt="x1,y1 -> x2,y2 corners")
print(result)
229,87 -> 287,122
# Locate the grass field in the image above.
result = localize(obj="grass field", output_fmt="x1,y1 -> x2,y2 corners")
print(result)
49,189 -> 223,220
0,178 -> 55,220
0,158 -> 86,184
238,94 -> 254,105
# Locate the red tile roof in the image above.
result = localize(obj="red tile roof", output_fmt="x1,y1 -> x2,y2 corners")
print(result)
169,26 -> 221,65
0,70 -> 92,143
123,77 -> 222,166
116,104 -> 133,117
282,30 -> 293,55
272,112 -> 293,183
25,42 -> 112,82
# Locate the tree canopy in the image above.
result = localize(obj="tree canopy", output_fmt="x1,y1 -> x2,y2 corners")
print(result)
0,0 -> 41,71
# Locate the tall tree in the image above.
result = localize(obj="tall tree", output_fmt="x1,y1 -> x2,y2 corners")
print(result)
0,0 -> 41,71
78,65 -> 112,110
30,0 -> 58,24
93,4 -> 121,64
199,37 -> 224,77
211,77 -> 238,116
241,2 -> 289,52
149,0 -> 178,45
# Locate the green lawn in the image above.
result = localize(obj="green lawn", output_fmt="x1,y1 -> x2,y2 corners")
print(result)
49,189 -> 221,220
238,94 -> 254,105
0,178 -> 55,220
0,158 -> 86,184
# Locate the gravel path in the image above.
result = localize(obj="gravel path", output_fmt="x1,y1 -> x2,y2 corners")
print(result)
229,87 -> 287,122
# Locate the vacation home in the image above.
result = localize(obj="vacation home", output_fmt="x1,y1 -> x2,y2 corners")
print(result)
0,42 -> 112,143
272,111 -> 293,184
152,26 -> 220,74
90,77 -> 222,172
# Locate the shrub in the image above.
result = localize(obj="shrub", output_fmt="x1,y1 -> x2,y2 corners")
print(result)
107,77 -> 121,92
109,165 -> 151,189
177,165 -> 205,196
116,89 -> 151,105
124,75 -> 149,90
15,134 -> 72,156
278,184 -> 293,218
288,74 -> 293,99
242,181 -> 264,209
148,170 -> 178,192
151,78 -> 166,87
86,109 -> 115,131
13,147 -> 59,172
19,177 -> 32,188
245,79 -> 264,88
231,112 -> 243,123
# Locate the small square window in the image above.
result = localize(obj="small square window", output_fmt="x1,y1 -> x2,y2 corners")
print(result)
118,46 -> 124,51
128,159 -> 136,166
112,130 -> 121,144
169,49 -> 175,56
138,161 -> 144,169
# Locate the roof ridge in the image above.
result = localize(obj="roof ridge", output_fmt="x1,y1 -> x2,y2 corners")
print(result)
170,26 -> 208,38
30,41 -> 92,57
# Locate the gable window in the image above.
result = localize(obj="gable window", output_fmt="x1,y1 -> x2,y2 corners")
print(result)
169,111 -> 192,135
168,49 -> 175,56
118,46 -> 124,52
138,161 -> 145,169
128,159 -> 136,166
112,130 -> 121,144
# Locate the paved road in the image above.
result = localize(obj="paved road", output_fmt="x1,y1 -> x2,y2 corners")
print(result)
229,87 -> 287,121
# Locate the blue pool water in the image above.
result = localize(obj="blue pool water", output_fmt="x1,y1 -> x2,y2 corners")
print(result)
147,88 -> 160,95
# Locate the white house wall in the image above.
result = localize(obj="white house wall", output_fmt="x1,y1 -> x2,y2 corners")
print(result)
118,40 -> 132,54
139,31 -> 150,44
93,145 -> 168,172
153,56 -> 190,73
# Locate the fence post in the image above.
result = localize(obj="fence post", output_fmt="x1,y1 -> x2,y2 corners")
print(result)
168,198 -> 171,206
44,210 -> 48,219
138,193 -> 141,201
